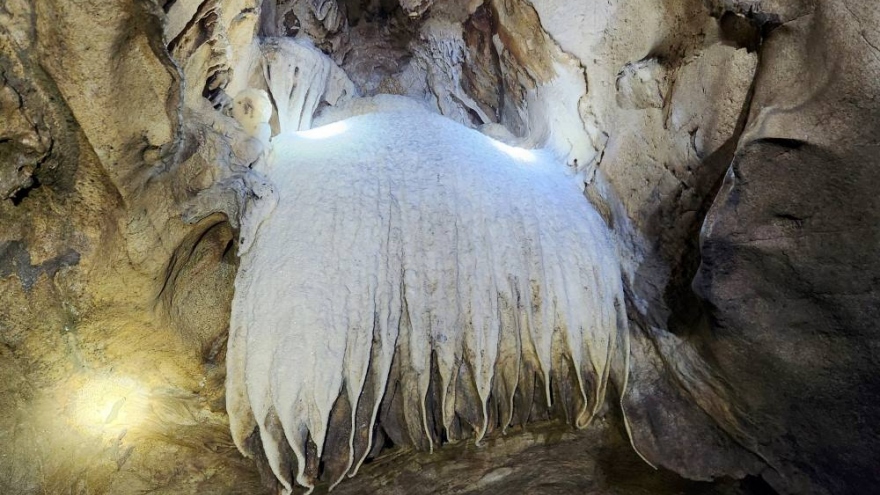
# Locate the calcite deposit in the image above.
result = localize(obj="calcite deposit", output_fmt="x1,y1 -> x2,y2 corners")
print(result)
228,110 -> 634,492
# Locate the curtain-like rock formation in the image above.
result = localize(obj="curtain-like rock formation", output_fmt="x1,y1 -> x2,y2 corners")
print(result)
229,110 -> 632,492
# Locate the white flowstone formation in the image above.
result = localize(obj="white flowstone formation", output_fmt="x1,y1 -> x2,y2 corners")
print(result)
260,38 -> 356,133
228,109 -> 631,493
232,89 -> 273,148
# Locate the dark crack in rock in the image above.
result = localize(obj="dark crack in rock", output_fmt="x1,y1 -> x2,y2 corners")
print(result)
0,241 -> 80,292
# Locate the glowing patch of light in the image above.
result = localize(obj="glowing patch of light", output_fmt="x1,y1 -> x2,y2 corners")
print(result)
297,120 -> 350,140
70,376 -> 150,435
490,139 -> 537,162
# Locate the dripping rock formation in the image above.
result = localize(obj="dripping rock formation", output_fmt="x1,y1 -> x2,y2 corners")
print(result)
229,110 -> 632,492
0,0 -> 878,494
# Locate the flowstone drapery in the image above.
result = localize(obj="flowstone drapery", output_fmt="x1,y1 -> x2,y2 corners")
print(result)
228,110 -> 632,493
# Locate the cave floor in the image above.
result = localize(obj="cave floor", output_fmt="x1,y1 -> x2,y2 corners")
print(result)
326,418 -> 768,495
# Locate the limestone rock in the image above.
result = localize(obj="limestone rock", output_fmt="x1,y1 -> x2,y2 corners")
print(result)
260,37 -> 356,133
399,0 -> 434,18
615,59 -> 667,110
694,1 -> 880,492
0,68 -> 51,201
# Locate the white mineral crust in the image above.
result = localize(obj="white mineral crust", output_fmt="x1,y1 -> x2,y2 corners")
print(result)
228,109 -> 630,493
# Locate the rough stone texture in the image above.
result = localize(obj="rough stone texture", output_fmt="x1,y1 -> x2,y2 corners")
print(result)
0,0 -> 878,493
694,1 -> 880,493
329,419 -> 768,495
35,0 -> 181,192
0,70 -> 51,201
0,0 -> 273,492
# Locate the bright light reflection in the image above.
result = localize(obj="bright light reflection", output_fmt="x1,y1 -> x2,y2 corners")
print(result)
71,376 -> 149,435
490,139 -> 537,162
297,120 -> 350,140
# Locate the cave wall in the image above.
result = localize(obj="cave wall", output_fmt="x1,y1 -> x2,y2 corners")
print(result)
695,1 -> 880,492
1,0 -> 265,491
1,0 -> 878,493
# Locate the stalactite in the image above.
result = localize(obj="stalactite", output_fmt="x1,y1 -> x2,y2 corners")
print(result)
260,38 -> 356,133
228,109 -> 630,493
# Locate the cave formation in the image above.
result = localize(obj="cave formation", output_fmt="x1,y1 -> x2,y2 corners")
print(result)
230,109 -> 636,492
1,1 -> 879,495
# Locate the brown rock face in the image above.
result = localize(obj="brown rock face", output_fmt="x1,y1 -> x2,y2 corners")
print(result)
1,0 -> 878,493
694,1 -> 880,492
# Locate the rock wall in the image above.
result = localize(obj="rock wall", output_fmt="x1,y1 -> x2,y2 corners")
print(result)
695,1 -> 880,492
0,0 -> 877,494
